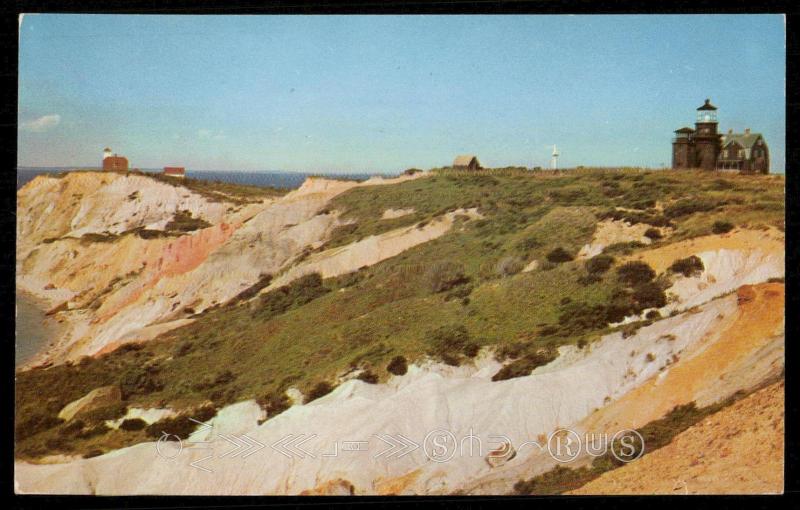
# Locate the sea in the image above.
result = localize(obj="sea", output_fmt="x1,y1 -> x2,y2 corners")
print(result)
15,166 -> 393,365
15,291 -> 61,367
16,167 -> 390,190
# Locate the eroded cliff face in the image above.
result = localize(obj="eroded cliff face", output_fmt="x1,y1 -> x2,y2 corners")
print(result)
15,171 -> 785,495
16,171 -> 428,366
14,282 -> 784,495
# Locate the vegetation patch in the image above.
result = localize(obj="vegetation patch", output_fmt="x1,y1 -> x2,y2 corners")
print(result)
492,346 -> 558,381
668,255 -> 705,277
711,220 -> 735,234
165,210 -> 212,233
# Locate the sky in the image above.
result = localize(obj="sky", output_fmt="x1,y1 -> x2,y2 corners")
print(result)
18,14 -> 786,173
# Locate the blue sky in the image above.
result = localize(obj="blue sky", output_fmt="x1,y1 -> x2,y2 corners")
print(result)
18,14 -> 786,173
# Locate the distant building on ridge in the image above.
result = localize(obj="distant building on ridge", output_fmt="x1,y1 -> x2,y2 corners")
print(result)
163,166 -> 186,178
452,155 -> 483,170
102,147 -> 129,172
671,99 -> 769,173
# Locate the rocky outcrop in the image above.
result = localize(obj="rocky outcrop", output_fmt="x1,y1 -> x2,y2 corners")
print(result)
16,171 -> 429,367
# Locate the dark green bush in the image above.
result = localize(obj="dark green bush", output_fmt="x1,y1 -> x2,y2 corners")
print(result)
80,402 -> 128,424
145,406 -> 217,439
306,381 -> 335,402
463,343 -> 481,358
356,370 -> 379,384
664,197 -> 718,218
15,412 -> 64,441
120,368 -> 164,399
668,255 -> 705,277
428,324 -> 471,362
712,220 -> 734,234
546,247 -> 574,263
119,418 -> 147,431
617,261 -> 656,286
577,273 -> 602,286
253,272 -> 329,320
632,281 -> 667,309
585,254 -> 614,274
644,227 -> 662,240
165,210 -> 211,232
492,347 -> 558,381
256,392 -> 291,418
387,356 -> 408,376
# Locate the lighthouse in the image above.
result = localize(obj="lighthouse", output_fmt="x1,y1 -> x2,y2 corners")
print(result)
102,147 -> 129,172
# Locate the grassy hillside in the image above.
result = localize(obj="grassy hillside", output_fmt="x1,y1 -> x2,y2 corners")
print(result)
15,168 -> 784,459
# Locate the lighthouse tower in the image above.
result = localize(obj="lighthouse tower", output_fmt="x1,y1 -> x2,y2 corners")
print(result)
103,147 -> 113,160
693,99 -> 721,171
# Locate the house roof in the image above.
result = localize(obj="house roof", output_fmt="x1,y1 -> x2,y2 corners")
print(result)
164,167 -> 185,174
453,154 -> 481,167
674,127 -> 695,134
721,133 -> 763,150
697,98 -> 717,111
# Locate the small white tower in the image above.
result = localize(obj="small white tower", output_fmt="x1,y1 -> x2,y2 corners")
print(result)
103,147 -> 113,160
550,144 -> 560,170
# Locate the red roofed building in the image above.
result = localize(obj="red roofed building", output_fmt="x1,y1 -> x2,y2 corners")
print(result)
163,166 -> 186,178
102,147 -> 129,172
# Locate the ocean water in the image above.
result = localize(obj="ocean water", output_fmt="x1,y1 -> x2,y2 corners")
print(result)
16,291 -> 60,367
16,167 -> 388,190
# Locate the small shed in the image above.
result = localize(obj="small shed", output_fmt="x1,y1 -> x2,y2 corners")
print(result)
163,167 -> 186,178
452,155 -> 482,170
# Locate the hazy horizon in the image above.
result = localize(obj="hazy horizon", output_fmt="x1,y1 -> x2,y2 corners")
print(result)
18,14 -> 786,173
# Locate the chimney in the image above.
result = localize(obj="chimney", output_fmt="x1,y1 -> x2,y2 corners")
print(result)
745,128 -> 751,134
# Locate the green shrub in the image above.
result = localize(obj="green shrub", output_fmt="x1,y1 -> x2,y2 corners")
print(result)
644,227 -> 662,240
463,343 -> 481,358
145,406 -> 217,439
80,402 -> 128,424
603,241 -> 646,255
426,261 -> 470,293
664,197 -> 718,218
387,356 -> 408,376
120,368 -> 164,399
617,261 -> 656,286
491,347 -> 558,381
15,412 -> 64,441
428,324 -> 471,363
632,281 -> 667,309
356,370 -> 379,384
668,255 -> 705,277
256,392 -> 291,418
546,247 -> 574,263
585,254 -> 614,274
306,381 -> 335,402
76,423 -> 111,439
253,272 -> 329,320
712,220 -> 734,234
516,236 -> 542,255
577,273 -> 602,286
165,210 -> 211,232
645,310 -> 662,320
119,418 -> 147,431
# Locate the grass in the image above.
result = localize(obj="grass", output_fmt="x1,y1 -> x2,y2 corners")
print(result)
15,168 -> 785,459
